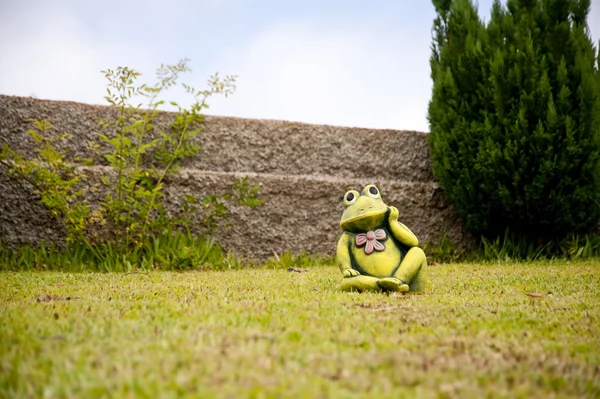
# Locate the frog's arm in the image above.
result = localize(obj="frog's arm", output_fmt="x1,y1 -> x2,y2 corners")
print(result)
388,206 -> 419,247
336,233 -> 358,275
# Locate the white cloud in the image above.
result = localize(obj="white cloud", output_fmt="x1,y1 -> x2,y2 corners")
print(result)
0,1 -> 154,105
204,1 -> 600,133
206,21 -> 433,132
0,0 -> 598,135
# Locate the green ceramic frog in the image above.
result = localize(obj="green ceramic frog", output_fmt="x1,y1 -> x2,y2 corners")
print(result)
336,184 -> 427,293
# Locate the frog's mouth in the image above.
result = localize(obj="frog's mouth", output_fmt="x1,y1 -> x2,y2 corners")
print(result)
340,208 -> 388,231
342,209 -> 386,223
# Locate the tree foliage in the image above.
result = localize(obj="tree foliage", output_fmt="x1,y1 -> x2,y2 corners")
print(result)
428,0 -> 600,242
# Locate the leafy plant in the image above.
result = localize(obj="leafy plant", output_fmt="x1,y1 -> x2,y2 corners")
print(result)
559,232 -> 600,259
97,59 -> 250,247
201,176 -> 264,230
428,0 -> 600,249
0,59 -> 263,269
477,228 -> 600,261
0,120 -> 93,246
479,229 -> 553,262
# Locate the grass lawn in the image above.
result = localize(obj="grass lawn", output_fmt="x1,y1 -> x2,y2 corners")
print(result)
1,261 -> 599,398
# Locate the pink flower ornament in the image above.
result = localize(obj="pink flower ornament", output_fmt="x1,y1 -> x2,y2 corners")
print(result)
355,229 -> 386,254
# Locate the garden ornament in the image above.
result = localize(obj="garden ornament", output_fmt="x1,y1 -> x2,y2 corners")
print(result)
336,184 -> 427,293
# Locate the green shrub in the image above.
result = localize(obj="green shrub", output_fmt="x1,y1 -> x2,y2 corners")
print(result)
0,59 -> 263,269
428,0 -> 600,245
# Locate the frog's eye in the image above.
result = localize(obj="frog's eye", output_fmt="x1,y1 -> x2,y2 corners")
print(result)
343,190 -> 359,206
365,185 -> 380,199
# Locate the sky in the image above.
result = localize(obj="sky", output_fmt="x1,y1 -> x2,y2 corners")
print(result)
0,0 -> 599,133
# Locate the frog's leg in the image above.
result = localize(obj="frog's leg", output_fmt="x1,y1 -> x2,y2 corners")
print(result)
340,275 -> 383,292
393,247 -> 428,292
341,272 -> 409,292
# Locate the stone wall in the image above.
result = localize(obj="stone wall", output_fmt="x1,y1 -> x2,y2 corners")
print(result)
0,95 -> 472,260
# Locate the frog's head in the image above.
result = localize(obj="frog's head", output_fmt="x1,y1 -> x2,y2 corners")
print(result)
340,184 -> 388,232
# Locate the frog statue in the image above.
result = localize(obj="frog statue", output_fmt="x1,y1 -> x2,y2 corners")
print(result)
336,184 -> 427,293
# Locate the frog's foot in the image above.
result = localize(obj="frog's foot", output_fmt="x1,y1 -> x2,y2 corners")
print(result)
377,277 -> 409,293
343,269 -> 360,278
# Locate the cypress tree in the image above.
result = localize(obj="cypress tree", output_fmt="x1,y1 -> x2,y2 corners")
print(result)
428,0 -> 600,243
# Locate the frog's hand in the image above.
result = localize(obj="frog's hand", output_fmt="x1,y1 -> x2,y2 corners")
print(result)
388,206 -> 419,247
336,233 -> 354,275
343,269 -> 360,278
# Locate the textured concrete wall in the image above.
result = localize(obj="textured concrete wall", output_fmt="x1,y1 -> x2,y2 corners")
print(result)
0,95 -> 433,181
0,95 -> 472,260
